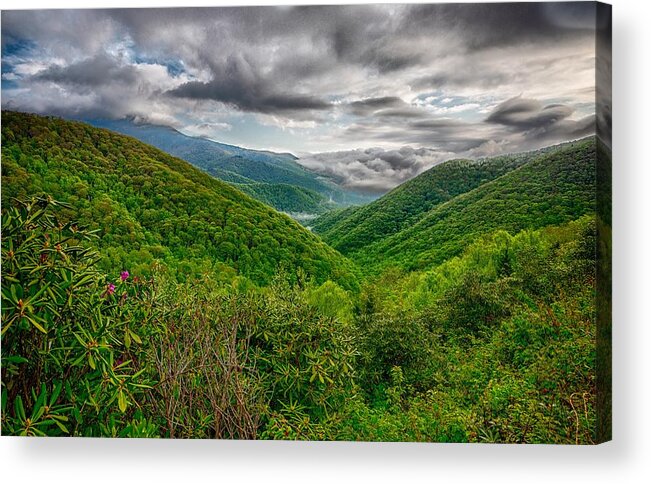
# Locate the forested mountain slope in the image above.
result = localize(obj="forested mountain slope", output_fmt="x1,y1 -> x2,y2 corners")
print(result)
352,138 -> 597,273
1,111 -> 358,288
86,119 -> 374,210
312,139 -> 592,256
1,112 -> 602,443
312,152 -> 534,253
235,182 -> 327,218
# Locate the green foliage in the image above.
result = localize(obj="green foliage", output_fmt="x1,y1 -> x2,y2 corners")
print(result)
305,280 -> 354,325
315,138 -> 597,275
254,278 -> 357,436
1,197 -> 357,439
143,275 -> 357,440
237,182 -> 330,215
1,111 -> 358,290
1,111 -> 606,443
1,197 -> 155,436
1,202 -> 600,442
339,215 -> 598,443
142,278 -> 266,439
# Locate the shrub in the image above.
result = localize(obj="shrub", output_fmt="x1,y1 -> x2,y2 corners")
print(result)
1,197 -> 154,436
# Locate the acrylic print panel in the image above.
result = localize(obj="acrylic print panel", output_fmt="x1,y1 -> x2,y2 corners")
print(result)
0,2 -> 611,443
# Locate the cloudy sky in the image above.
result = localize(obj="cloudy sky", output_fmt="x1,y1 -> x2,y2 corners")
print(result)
2,3 -> 605,193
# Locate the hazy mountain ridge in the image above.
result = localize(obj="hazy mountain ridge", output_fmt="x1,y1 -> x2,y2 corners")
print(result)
85,118 -> 375,212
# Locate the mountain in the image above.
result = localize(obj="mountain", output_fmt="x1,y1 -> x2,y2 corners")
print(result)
85,119 -> 375,214
1,111 -> 359,289
314,137 -> 596,274
310,150 -> 536,254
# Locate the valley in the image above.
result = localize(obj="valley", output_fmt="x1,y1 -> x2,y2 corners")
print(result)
1,111 -> 609,443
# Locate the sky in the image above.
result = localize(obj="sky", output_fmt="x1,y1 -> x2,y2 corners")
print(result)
1,3 -> 607,193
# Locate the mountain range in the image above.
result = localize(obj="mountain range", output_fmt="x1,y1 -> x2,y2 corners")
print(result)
85,118 -> 375,219
2,111 -> 597,283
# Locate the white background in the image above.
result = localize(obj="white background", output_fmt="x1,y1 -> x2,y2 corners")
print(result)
1,0 -> 649,482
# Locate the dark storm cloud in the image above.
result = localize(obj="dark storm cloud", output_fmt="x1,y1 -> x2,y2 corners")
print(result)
411,71 -> 511,91
346,96 -> 426,120
404,2 -> 596,51
373,108 -> 428,120
35,54 -> 139,87
340,115 -> 491,153
348,96 -> 406,114
409,118 -> 466,130
486,96 -> 574,129
1,9 -> 118,57
484,96 -> 594,145
325,6 -> 425,73
169,55 -> 331,114
2,5 -> 598,119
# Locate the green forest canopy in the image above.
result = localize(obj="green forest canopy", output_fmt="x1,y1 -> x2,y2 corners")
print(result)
1,111 -> 358,289
314,138 -> 597,274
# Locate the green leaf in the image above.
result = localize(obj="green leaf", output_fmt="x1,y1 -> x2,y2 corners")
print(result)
88,353 -> 96,370
71,353 -> 86,367
0,318 -> 15,335
31,383 -> 47,419
129,330 -> 142,345
26,316 -> 47,334
15,396 -> 26,421
117,391 -> 127,413
115,359 -> 133,370
72,274 -> 95,289
72,332 -> 86,346
28,282 -> 50,304
131,367 -> 146,379
49,381 -> 63,406
53,419 -> 70,434
2,355 -> 29,364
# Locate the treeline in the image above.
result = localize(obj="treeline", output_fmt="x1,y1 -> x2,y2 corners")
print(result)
236,182 -> 331,215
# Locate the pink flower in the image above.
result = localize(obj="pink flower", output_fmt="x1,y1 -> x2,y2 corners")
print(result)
107,283 -> 115,295
120,271 -> 130,282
